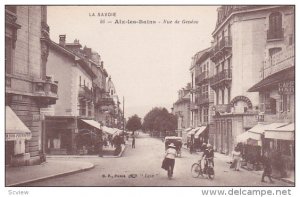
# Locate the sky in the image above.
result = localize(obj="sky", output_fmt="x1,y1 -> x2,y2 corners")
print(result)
47,6 -> 218,119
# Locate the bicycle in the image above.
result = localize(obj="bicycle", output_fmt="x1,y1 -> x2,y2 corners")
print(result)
191,158 -> 215,179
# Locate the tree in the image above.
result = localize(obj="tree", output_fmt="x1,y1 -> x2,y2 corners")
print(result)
142,107 -> 177,136
126,114 -> 142,132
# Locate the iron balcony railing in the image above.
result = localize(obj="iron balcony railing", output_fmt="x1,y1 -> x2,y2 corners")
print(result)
210,69 -> 232,86
195,71 -> 209,85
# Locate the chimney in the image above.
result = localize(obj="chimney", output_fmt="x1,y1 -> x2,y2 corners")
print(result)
59,35 -> 66,46
101,61 -> 104,69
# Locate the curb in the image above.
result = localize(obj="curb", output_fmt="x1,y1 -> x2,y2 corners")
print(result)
7,162 -> 95,187
47,144 -> 127,159
102,144 -> 126,158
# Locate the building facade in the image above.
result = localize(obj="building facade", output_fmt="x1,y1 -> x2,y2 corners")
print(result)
208,6 -> 295,155
45,35 -> 103,155
248,6 -> 294,178
173,84 -> 191,139
5,6 -> 58,165
193,48 -> 215,148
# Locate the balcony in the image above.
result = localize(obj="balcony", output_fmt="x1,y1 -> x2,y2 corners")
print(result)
210,36 -> 232,63
267,28 -> 284,41
196,95 -> 209,105
196,93 -> 215,105
263,44 -> 294,78
210,69 -> 232,89
78,86 -> 93,101
95,97 -> 115,107
33,76 -> 58,105
195,71 -> 209,85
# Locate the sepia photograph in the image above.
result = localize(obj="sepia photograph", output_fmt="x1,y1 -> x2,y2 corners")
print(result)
4,3 -> 295,190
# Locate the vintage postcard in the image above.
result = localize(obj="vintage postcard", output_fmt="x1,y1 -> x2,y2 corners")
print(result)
4,4 -> 295,193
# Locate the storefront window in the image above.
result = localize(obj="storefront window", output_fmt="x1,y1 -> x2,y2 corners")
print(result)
280,94 -> 290,112
277,140 -> 291,156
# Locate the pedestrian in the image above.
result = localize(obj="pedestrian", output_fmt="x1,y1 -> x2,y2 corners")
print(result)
261,152 -> 274,183
132,136 -> 135,148
231,146 -> 241,171
162,143 -> 177,178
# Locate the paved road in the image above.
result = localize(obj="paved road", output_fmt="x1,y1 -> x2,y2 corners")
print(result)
25,133 -> 291,186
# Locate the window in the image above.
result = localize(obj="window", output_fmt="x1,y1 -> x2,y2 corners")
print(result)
88,103 -> 92,117
280,94 -> 290,112
5,37 -> 13,74
269,47 -> 282,58
84,79 -> 85,86
216,90 -> 219,105
203,108 -> 209,123
79,76 -> 81,86
79,100 -> 86,116
221,89 -> 225,104
227,57 -> 231,70
268,12 -> 283,40
227,87 -> 231,104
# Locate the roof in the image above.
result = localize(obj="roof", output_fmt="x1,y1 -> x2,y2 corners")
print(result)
248,67 -> 294,92
189,47 -> 211,70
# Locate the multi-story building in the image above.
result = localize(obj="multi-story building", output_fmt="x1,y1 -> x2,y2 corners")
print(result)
209,6 -> 295,155
173,84 -> 191,144
45,35 -> 103,155
248,6 -> 294,178
194,47 -> 215,147
104,77 -> 122,128
5,6 -> 58,165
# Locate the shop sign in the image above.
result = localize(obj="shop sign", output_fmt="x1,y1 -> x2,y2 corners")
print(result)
230,96 -> 253,109
278,81 -> 294,94
212,104 -> 230,113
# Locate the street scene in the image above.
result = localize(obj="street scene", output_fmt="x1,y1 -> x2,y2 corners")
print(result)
10,133 -> 291,186
5,5 -> 295,187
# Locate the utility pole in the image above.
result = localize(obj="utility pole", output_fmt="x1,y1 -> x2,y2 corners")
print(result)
123,96 -> 125,134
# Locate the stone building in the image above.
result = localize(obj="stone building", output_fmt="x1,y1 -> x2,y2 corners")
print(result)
248,6 -> 294,179
5,6 -> 58,165
193,47 -> 215,148
209,6 -> 294,155
173,84 -> 191,144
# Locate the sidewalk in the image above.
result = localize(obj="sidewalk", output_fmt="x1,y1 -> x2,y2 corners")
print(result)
47,144 -> 127,159
5,159 -> 94,186
182,145 -> 294,185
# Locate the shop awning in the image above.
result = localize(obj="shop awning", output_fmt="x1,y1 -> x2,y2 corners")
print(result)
187,127 -> 200,137
5,106 -> 32,141
265,123 -> 294,141
102,126 -> 117,135
195,126 -> 207,138
80,119 -> 101,130
183,128 -> 193,133
236,131 -> 261,143
248,67 -> 294,92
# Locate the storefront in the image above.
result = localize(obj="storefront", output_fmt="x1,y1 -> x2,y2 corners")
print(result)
5,106 -> 32,166
265,123 -> 294,178
45,116 -> 102,155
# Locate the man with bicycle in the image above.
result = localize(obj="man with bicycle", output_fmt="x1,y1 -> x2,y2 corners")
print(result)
202,144 -> 214,173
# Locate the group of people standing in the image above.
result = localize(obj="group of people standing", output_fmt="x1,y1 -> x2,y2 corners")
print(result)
230,145 -> 274,183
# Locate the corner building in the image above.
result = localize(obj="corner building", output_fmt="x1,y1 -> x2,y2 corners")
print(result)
5,6 -> 58,165
209,6 -> 292,154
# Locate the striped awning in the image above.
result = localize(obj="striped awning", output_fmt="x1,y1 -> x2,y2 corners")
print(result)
6,106 -> 32,141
